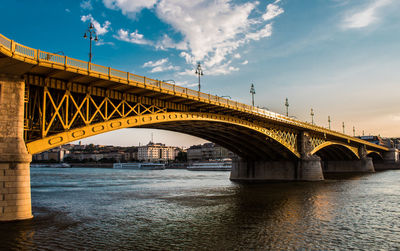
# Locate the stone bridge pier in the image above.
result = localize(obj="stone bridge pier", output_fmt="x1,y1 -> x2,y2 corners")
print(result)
321,145 -> 375,173
374,148 -> 400,170
0,75 -> 32,221
230,132 -> 324,182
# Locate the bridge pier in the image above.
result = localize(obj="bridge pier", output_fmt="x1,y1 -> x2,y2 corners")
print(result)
374,148 -> 400,170
230,156 -> 324,182
230,131 -> 324,182
321,158 -> 375,173
0,75 -> 32,221
321,145 -> 375,173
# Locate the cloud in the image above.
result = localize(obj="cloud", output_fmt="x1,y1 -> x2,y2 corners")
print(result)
242,60 -> 248,65
95,39 -> 115,46
245,23 -> 272,41
343,0 -> 393,29
143,58 -> 180,73
80,0 -> 93,10
81,14 -> 111,35
262,1 -> 284,21
114,29 -> 152,45
65,8 -> 71,13
105,0 -> 284,76
102,0 -> 157,16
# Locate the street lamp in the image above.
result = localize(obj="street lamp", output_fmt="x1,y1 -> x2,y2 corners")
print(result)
342,122 -> 345,134
285,98 -> 289,116
83,22 -> 98,62
310,108 -> 314,125
195,62 -> 203,92
353,126 -> 356,137
250,83 -> 255,106
328,116 -> 331,130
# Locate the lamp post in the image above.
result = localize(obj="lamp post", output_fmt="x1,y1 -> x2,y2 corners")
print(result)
250,83 -> 255,106
285,98 -> 289,116
195,63 -> 203,92
310,108 -> 314,125
342,122 -> 345,134
353,126 -> 356,137
83,22 -> 98,62
328,116 -> 331,130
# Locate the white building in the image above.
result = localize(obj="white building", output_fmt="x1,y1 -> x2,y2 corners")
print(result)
137,142 -> 177,162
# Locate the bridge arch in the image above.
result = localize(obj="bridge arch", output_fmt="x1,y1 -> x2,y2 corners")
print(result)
311,142 -> 360,160
367,151 -> 384,161
26,112 -> 300,160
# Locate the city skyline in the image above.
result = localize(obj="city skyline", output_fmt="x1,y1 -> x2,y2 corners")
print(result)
1,0 -> 399,146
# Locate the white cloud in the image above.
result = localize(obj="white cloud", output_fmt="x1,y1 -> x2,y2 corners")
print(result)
242,60 -> 248,65
81,14 -> 111,35
343,0 -> 393,29
245,23 -> 272,41
65,8 -> 71,13
95,39 -> 115,46
262,1 -> 284,21
80,0 -> 93,10
114,29 -> 152,45
143,58 -> 180,73
143,58 -> 168,68
102,0 -> 157,16
105,0 -> 284,76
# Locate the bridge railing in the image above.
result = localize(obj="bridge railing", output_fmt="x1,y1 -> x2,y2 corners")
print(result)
0,32 -> 381,146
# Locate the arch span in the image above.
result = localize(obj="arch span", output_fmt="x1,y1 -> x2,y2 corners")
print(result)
26,112 -> 300,160
311,141 -> 360,160
367,151 -> 384,161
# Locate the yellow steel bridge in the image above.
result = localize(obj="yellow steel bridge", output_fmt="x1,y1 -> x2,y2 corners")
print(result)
0,33 -> 388,160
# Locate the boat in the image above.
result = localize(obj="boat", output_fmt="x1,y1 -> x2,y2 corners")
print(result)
187,161 -> 232,171
30,163 -> 71,168
113,162 -> 165,170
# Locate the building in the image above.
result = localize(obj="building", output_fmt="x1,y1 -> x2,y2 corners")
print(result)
32,147 -> 69,162
137,142 -> 178,162
358,136 -> 394,148
187,143 -> 234,161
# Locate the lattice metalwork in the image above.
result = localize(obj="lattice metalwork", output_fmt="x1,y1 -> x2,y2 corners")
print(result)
310,134 -> 326,150
265,127 -> 298,154
24,85 -> 167,143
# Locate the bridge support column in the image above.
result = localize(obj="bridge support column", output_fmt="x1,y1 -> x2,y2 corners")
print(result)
322,146 -> 374,173
229,132 -> 324,182
0,75 -> 32,221
229,157 -> 323,182
375,148 -> 400,170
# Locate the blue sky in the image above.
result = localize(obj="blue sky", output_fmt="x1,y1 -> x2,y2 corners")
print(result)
1,0 -> 399,147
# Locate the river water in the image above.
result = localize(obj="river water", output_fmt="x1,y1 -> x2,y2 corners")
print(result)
1,167 -> 400,250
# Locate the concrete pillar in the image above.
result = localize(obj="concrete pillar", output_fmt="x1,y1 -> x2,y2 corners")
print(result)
230,157 -> 323,182
375,148 -> 400,170
322,146 -> 374,173
0,74 -> 32,221
322,158 -> 374,173
230,131 -> 324,182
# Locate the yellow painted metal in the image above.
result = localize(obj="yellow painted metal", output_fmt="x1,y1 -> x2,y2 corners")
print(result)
0,33 -> 389,154
26,112 -> 301,157
310,141 -> 360,159
366,150 -> 383,158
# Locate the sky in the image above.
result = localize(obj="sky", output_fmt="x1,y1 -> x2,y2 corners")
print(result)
1,0 -> 399,147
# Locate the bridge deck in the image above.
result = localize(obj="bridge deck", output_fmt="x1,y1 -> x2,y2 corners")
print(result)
0,33 -> 388,152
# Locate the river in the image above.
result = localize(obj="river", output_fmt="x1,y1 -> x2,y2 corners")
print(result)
1,167 -> 400,250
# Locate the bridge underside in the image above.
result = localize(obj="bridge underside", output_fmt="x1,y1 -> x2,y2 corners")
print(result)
140,121 -> 297,161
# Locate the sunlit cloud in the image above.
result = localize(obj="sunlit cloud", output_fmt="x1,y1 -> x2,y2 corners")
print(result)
342,0 -> 393,29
